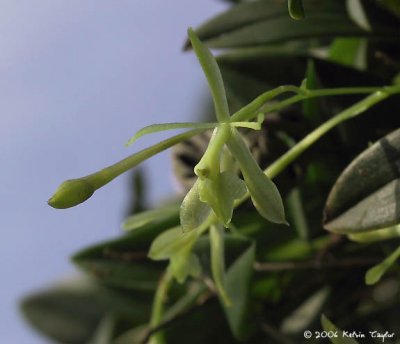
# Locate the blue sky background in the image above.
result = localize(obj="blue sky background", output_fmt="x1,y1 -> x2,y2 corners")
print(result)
0,1 -> 227,342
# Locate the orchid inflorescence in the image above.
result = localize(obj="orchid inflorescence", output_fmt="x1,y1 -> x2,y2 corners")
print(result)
48,27 -> 400,304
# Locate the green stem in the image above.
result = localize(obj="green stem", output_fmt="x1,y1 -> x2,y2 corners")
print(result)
265,89 -> 391,179
232,85 -> 386,122
48,129 -> 204,209
234,87 -> 396,208
149,270 -> 174,344
231,85 -> 305,122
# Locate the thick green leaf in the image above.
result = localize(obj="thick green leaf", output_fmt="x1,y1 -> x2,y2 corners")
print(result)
203,14 -> 368,49
185,1 -> 345,48
21,278 -> 152,344
125,122 -> 217,146
324,128 -> 400,233
188,0 -> 397,50
188,28 -> 230,122
198,171 -> 247,227
227,128 -> 287,224
21,280 -> 107,344
76,260 -> 161,291
223,240 -> 255,340
321,315 -> 359,344
180,179 -> 212,232
122,206 -> 179,232
365,245 -> 400,285
73,219 -> 177,291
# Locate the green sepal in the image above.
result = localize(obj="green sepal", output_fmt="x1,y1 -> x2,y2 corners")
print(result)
125,122 -> 218,146
180,180 -> 212,232
227,128 -> 287,224
199,171 -> 247,227
188,28 -> 230,122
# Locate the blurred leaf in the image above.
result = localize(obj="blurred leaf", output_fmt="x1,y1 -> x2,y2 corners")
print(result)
148,227 -> 197,261
114,325 -> 148,344
223,240 -> 255,340
185,1 -> 347,49
164,300 -> 235,344
149,227 -> 201,283
21,280 -> 107,344
286,187 -> 309,241
188,0 -> 399,49
302,59 -> 323,125
375,0 -> 400,18
74,260 -> 161,291
180,180 -> 212,232
122,206 -> 179,232
21,278 -> 152,344
348,224 -> 400,242
281,287 -> 330,334
72,218 -> 178,291
347,0 -> 371,31
87,314 -> 115,344
329,38 -> 367,70
365,245 -> 400,285
324,128 -> 400,234
321,314 -> 359,344
188,28 -> 230,121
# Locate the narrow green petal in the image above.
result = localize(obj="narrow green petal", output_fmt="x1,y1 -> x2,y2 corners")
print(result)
125,122 -> 218,146
188,28 -> 230,122
227,128 -> 287,224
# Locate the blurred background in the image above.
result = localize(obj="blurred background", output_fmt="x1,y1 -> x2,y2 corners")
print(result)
0,1 -> 227,342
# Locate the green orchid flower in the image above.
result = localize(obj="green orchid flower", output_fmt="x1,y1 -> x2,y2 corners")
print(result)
179,28 -> 287,231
